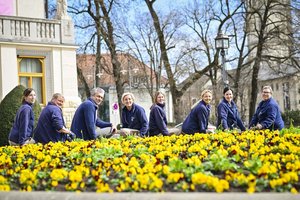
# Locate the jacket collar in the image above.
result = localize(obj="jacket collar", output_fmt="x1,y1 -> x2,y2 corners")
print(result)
88,97 -> 98,109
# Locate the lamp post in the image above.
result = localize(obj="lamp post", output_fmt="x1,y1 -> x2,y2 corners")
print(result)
87,65 -> 103,88
121,61 -> 139,92
215,30 -> 229,88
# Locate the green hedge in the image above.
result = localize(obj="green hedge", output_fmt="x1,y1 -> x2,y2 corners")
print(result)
0,85 -> 41,146
282,110 -> 300,127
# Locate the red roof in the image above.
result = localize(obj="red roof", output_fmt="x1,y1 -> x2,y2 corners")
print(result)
76,53 -> 168,88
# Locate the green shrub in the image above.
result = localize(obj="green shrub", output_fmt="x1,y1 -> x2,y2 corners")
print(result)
282,110 -> 300,127
0,85 -> 41,146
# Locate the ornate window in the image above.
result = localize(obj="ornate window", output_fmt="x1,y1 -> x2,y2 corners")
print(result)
17,56 -> 45,105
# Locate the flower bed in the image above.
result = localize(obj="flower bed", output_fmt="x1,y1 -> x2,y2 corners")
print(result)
0,129 -> 299,193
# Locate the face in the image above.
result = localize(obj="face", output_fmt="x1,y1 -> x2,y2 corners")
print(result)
202,92 -> 212,105
92,92 -> 104,106
25,90 -> 36,104
53,96 -> 65,108
224,90 -> 233,102
261,88 -> 272,101
156,93 -> 165,104
123,95 -> 133,108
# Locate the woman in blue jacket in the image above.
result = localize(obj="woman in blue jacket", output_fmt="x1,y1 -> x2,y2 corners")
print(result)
217,87 -> 246,131
121,92 -> 148,137
8,88 -> 36,146
182,89 -> 213,134
249,86 -> 284,130
149,91 -> 180,136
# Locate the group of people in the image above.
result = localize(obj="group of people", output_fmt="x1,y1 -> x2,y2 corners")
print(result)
182,85 -> 284,134
8,85 -> 284,146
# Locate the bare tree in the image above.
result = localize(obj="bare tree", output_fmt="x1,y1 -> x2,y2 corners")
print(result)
246,0 -> 300,120
69,0 -> 124,117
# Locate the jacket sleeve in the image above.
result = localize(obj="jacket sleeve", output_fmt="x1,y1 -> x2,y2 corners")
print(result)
18,107 -> 30,145
260,105 -> 277,129
96,119 -> 112,128
121,110 -> 129,128
196,106 -> 208,133
138,108 -> 149,136
217,103 -> 229,130
84,104 -> 97,139
51,108 -> 65,131
153,107 -> 169,135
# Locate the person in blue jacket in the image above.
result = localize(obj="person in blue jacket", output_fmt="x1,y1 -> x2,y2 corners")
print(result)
249,85 -> 284,130
149,91 -> 180,136
217,87 -> 246,131
34,93 -> 73,144
182,89 -> 213,134
120,92 -> 148,137
71,88 -> 114,140
8,88 -> 36,146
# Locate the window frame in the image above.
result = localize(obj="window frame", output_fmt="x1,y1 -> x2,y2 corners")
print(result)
17,55 -> 46,105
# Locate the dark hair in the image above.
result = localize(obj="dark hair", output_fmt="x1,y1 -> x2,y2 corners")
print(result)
223,87 -> 232,95
22,88 -> 35,103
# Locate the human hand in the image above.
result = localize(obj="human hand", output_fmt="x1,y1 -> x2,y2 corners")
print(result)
66,131 -> 76,142
256,124 -> 263,130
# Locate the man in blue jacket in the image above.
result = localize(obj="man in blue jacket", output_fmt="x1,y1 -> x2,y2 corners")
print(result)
71,88 -> 114,140
249,86 -> 284,130
34,93 -> 73,144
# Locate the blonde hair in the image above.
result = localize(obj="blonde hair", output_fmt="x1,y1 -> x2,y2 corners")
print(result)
154,91 -> 165,104
121,92 -> 135,104
262,85 -> 273,94
51,93 -> 64,101
201,89 -> 212,98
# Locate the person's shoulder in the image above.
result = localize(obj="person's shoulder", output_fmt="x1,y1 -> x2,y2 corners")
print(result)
134,103 -> 145,111
196,101 -> 206,109
218,100 -> 226,107
83,99 -> 93,105
22,103 -> 32,110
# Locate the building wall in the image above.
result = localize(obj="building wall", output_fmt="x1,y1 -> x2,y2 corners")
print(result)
0,45 -> 18,99
258,74 -> 300,113
16,0 -> 45,18
0,0 -> 80,127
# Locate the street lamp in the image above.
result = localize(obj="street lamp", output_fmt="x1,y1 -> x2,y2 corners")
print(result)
215,30 -> 229,87
121,67 -> 139,92
121,61 -> 139,92
87,65 -> 103,88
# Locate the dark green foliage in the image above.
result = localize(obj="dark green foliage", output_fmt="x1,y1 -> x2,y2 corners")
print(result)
0,85 -> 41,146
282,110 -> 300,127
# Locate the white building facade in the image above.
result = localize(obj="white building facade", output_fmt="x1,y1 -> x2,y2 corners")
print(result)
0,0 -> 80,127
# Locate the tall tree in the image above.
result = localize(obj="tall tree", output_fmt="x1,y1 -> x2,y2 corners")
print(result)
70,0 -> 124,117
246,0 -> 299,119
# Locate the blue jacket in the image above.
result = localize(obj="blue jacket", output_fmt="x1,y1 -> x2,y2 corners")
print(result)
121,103 -> 148,136
8,102 -> 34,145
34,102 -> 67,144
249,97 -> 284,130
217,98 -> 246,131
71,98 -> 112,140
149,103 -> 169,136
182,100 -> 210,134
